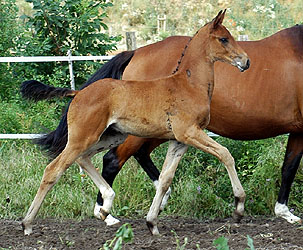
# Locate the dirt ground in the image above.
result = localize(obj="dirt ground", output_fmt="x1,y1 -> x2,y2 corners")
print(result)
1,216 -> 303,250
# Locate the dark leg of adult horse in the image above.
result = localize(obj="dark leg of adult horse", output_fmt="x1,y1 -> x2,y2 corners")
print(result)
275,133 -> 303,223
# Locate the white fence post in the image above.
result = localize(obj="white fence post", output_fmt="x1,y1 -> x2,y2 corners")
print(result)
238,35 -> 249,41
68,50 -> 75,90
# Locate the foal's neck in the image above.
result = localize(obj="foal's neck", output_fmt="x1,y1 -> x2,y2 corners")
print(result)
176,27 -> 214,87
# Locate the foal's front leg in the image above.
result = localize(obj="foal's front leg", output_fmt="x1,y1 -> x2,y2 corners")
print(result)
146,140 -> 188,235
176,125 -> 246,222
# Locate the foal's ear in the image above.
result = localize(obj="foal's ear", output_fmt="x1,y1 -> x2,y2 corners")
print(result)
211,9 -> 226,30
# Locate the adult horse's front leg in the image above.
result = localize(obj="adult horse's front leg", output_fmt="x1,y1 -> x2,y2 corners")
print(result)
146,140 -> 188,235
275,133 -> 302,223
175,125 -> 246,222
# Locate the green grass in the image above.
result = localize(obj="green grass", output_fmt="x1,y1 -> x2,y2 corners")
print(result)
0,136 -> 303,221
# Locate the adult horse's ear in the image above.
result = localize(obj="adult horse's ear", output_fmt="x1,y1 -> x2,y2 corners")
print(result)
211,9 -> 226,30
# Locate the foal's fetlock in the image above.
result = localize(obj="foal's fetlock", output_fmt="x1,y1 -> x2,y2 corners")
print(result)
233,196 -> 245,223
146,214 -> 160,235
22,221 -> 33,236
103,188 -> 115,202
102,188 -> 115,212
232,210 -> 244,223
99,207 -> 110,221
146,221 -> 160,236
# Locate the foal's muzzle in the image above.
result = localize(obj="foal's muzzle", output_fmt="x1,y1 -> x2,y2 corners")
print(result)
235,58 -> 250,72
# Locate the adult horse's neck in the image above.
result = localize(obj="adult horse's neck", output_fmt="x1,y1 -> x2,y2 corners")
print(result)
175,26 -> 214,96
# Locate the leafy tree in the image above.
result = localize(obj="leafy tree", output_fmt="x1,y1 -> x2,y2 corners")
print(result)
15,0 -> 121,87
0,0 -> 19,57
0,0 -> 20,100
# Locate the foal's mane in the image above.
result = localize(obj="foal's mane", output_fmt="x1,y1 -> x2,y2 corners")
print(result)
171,36 -> 193,75
171,18 -> 217,75
171,28 -> 201,75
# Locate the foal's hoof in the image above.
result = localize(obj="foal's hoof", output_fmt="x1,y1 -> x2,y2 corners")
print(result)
146,221 -> 160,236
22,221 -> 33,236
99,208 -> 109,221
232,210 -> 243,223
104,214 -> 121,226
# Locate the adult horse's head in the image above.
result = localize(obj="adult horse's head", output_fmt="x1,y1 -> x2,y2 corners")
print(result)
206,10 -> 250,72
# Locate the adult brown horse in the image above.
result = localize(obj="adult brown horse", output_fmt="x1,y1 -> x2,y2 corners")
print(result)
88,24 -> 303,225
21,11 -> 249,235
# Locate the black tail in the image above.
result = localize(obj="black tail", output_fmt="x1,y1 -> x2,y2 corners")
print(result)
31,50 -> 135,159
21,80 -> 75,101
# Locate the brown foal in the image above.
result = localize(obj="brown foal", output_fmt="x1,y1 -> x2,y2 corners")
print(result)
21,10 -> 249,235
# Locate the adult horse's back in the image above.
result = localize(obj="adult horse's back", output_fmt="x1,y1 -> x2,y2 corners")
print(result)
98,24 -> 303,224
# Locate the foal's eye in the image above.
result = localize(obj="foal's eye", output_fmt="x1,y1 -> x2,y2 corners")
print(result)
219,38 -> 228,44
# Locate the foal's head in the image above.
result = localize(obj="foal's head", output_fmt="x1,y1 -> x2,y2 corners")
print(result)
204,10 -> 250,72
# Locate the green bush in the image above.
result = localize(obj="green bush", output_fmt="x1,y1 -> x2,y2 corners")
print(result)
0,0 -> 121,135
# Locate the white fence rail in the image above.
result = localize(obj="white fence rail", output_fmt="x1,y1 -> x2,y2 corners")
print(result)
0,53 -> 113,140
0,53 -> 219,140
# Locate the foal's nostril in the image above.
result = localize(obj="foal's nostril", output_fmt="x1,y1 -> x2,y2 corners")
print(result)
246,59 -> 250,69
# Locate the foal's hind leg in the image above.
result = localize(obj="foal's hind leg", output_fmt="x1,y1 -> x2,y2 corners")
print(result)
134,139 -> 172,212
175,125 -> 246,222
146,140 -> 188,235
94,136 -> 146,223
76,157 -> 115,221
95,137 -> 171,224
22,147 -> 81,235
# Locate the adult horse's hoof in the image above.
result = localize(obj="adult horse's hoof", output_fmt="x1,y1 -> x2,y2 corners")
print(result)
22,221 -> 33,236
275,202 -> 302,224
232,210 -> 243,223
146,221 -> 160,235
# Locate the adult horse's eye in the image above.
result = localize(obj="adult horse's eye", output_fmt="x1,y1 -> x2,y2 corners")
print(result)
219,38 -> 228,44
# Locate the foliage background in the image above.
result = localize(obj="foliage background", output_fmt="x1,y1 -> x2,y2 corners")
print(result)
0,0 -> 302,221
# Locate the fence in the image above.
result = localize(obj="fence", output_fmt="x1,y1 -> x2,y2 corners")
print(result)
0,51 -> 113,139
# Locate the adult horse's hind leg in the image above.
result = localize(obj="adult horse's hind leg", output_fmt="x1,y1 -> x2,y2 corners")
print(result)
22,146 -> 82,235
275,133 -> 303,223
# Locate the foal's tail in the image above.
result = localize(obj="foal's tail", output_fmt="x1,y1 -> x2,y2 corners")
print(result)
21,80 -> 78,101
21,50 -> 135,159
